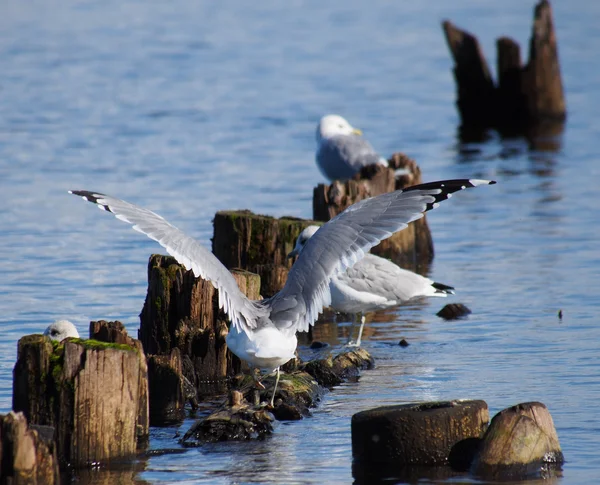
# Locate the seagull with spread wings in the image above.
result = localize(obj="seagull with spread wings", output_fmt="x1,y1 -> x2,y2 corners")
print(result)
70,179 -> 495,405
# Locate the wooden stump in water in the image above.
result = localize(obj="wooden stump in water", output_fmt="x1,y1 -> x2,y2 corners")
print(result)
139,255 -> 262,397
472,401 -> 563,480
313,154 -> 434,270
12,334 -> 148,467
351,400 -> 489,466
443,0 -> 565,140
0,411 -> 60,485
212,211 -> 318,296
89,320 -> 150,444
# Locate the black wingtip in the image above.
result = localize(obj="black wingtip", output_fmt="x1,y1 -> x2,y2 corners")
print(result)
69,190 -> 112,212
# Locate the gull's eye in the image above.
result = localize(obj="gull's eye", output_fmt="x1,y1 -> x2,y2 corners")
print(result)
51,329 -> 59,336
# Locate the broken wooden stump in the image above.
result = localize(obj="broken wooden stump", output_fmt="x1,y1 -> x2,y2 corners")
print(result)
443,0 -> 565,141
139,255 -> 263,401
351,400 -> 489,467
181,349 -> 374,443
472,401 -> 563,480
212,211 -> 318,296
88,320 -> 150,444
12,334 -> 148,467
0,411 -> 60,485
313,154 -> 434,270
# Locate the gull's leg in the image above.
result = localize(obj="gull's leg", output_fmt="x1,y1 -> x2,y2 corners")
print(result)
270,367 -> 281,407
347,313 -> 365,347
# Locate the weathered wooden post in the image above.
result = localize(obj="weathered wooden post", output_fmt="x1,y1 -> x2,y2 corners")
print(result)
139,255 -> 262,403
212,212 -> 317,296
12,334 -> 148,467
313,153 -> 434,270
0,411 -> 60,485
472,402 -> 563,480
443,0 -> 565,140
351,400 -> 489,468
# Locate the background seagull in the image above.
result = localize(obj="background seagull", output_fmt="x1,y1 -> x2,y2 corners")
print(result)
288,225 -> 455,346
44,319 -> 80,342
70,179 -> 494,406
316,114 -> 389,182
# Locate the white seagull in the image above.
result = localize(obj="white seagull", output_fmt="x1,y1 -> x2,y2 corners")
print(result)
44,319 -> 80,342
288,225 -> 455,346
70,179 -> 495,406
316,114 -> 388,182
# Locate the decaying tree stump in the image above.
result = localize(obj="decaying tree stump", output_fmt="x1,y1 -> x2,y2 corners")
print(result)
139,255 -> 261,397
313,153 -> 434,270
443,0 -> 566,140
12,334 -> 148,467
212,211 -> 318,297
351,400 -> 489,466
472,402 -> 563,480
0,411 -> 60,485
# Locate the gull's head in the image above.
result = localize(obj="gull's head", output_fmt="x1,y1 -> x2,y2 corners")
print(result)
316,115 -> 362,143
43,319 -> 80,342
287,225 -> 320,259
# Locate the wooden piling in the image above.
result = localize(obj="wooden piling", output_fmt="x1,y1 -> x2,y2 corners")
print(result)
12,334 -> 148,467
0,411 -> 60,485
351,400 -> 489,466
443,0 -> 565,140
139,255 -> 262,398
212,212 -> 318,297
472,402 -> 563,480
313,153 -> 434,270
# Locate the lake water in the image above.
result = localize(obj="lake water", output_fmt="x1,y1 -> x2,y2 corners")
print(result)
1,0 -> 599,483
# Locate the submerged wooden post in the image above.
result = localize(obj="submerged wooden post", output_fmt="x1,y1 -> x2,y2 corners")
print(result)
0,411 -> 60,484
139,255 -> 261,398
472,402 -> 563,480
443,0 -> 565,140
212,212 -> 317,297
313,153 -> 434,270
12,334 -> 148,467
351,400 -> 489,466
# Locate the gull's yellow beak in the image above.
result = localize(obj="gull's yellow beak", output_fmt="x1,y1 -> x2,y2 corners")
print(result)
351,128 -> 363,136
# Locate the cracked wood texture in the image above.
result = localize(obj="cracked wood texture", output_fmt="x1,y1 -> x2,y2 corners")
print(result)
12,335 -> 148,468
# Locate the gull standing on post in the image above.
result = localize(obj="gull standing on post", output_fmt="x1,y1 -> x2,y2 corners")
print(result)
288,225 -> 455,346
44,319 -> 80,342
70,179 -> 495,406
316,114 -> 389,182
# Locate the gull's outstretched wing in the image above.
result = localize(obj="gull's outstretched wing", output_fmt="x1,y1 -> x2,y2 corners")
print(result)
317,135 -> 385,181
268,179 -> 495,332
69,191 -> 267,332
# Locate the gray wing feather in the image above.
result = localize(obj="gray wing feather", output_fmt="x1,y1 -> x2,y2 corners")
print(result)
269,179 -> 493,332
70,191 -> 267,333
341,254 -> 437,303
317,135 -> 384,180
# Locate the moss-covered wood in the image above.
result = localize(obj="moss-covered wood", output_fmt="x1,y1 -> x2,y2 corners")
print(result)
212,211 -> 319,297
139,255 -> 262,398
181,348 -> 374,443
443,0 -> 565,140
147,349 -> 186,425
0,411 -> 60,484
472,401 -> 563,480
12,335 -> 148,468
313,154 -> 434,270
88,320 -> 150,445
